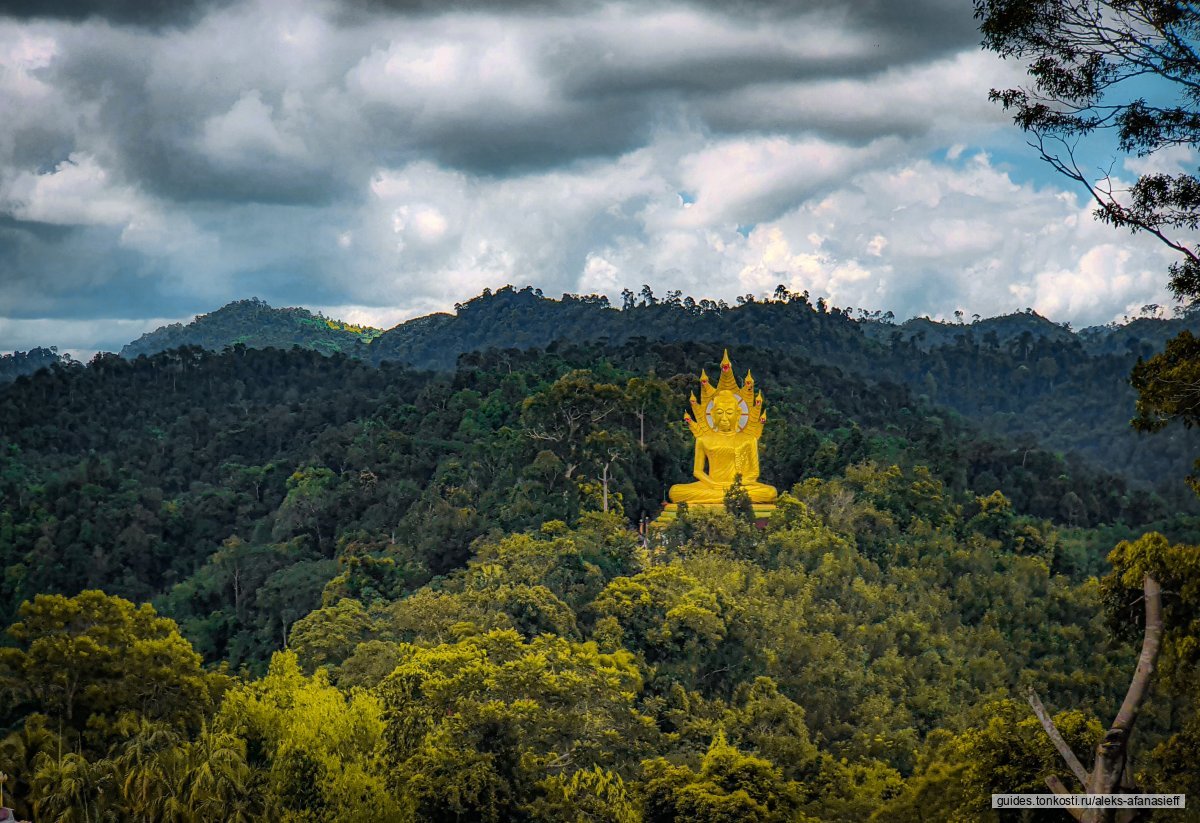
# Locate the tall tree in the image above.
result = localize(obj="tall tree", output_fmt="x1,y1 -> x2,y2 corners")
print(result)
0,591 -> 225,744
976,0 -> 1200,484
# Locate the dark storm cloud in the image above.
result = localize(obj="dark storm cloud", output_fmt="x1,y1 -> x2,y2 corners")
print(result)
361,95 -> 656,175
0,220 -> 171,318
549,0 -> 981,101
0,213 -> 76,242
32,28 -> 366,206
557,51 -> 877,99
0,0 -> 228,26
9,0 -> 989,204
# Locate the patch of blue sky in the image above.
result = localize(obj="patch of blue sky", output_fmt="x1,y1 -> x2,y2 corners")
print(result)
949,69 -> 1198,191
934,130 -> 1149,195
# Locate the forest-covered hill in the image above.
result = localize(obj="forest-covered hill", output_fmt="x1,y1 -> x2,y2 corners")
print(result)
74,286 -> 1200,502
0,346 -> 62,383
119,298 -> 381,360
1,339 -> 1198,820
0,340 -> 1185,660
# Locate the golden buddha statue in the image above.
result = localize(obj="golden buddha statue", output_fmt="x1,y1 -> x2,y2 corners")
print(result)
666,350 -> 777,509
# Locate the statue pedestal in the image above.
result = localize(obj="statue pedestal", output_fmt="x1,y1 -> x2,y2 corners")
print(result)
651,502 -> 775,530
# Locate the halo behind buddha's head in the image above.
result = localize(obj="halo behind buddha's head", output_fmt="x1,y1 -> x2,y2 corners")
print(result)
685,350 -> 766,440
706,389 -> 750,432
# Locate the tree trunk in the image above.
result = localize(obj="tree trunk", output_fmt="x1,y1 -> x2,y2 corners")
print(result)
1031,574 -> 1163,823
1084,574 -> 1162,822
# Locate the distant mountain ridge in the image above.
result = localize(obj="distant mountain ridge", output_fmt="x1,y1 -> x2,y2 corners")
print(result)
370,288 -> 1200,369
107,286 -> 1200,369
104,286 -> 1200,502
0,346 -> 63,384
367,287 -> 873,370
860,308 -> 1197,357
9,287 -> 1199,500
119,298 -> 381,360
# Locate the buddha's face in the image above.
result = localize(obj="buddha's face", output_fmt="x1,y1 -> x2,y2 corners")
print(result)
711,393 -> 741,433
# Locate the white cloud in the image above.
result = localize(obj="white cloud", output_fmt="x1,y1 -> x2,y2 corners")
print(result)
1125,144 -> 1196,178
672,135 -> 902,226
580,254 -> 621,293
747,154 -> 1178,325
1027,245 -> 1167,323
286,136 -> 1184,330
1,153 -> 141,226
701,50 -> 1024,142
0,27 -> 57,98
199,90 -> 308,165
0,153 -> 211,265
347,21 -> 553,119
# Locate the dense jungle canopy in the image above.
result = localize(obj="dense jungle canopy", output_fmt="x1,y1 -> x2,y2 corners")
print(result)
1,292 -> 1199,819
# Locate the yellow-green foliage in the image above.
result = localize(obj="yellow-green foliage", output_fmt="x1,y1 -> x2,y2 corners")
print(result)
1105,532 -> 1200,685
217,651 -> 402,821
873,699 -> 1103,822
2,471 -> 1195,820
641,730 -> 808,823
0,591 -> 226,743
529,766 -> 641,823
323,318 -> 382,341
377,629 -> 654,821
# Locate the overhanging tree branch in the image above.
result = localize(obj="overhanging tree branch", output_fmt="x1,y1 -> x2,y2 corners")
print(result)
977,0 -> 1200,302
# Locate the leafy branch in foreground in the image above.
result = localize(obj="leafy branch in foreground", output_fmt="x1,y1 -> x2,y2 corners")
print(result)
976,0 -> 1200,299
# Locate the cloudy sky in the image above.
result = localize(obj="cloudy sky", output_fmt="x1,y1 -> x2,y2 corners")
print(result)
0,0 -> 1189,355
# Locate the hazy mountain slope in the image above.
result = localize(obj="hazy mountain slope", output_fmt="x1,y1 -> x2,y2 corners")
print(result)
0,346 -> 63,384
858,310 -> 1079,349
1078,313 -> 1200,355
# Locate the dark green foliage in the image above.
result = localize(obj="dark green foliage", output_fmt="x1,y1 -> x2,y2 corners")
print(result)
89,288 -> 1200,502
0,338 -> 1189,677
367,288 -> 1200,498
723,477 -> 754,522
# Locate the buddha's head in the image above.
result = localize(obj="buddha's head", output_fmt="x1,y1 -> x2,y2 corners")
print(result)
710,391 -> 741,433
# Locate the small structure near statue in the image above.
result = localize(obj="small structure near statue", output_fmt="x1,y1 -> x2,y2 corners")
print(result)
0,769 -> 27,823
656,350 -> 776,526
